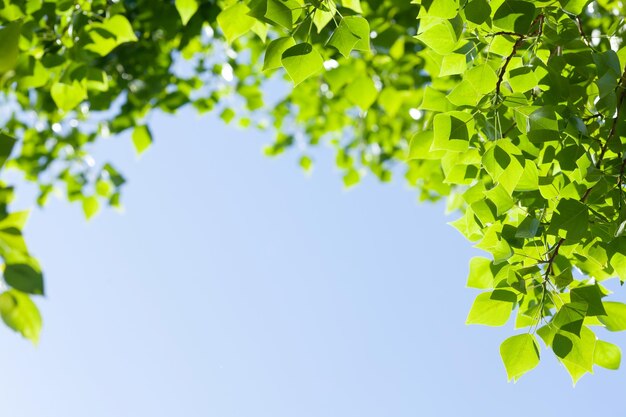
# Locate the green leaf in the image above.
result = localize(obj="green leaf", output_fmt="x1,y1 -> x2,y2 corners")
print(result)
281,43 -> 323,85
432,111 -> 474,152
553,302 -> 587,336
220,108 -> 235,124
559,326 -> 596,384
299,155 -> 313,173
492,1 -> 536,33
464,0 -> 491,24
449,208 -> 483,241
263,37 -> 296,71
548,199 -> 589,241
175,0 -> 199,25
342,16 -> 371,52
50,81 -> 87,112
340,0 -> 362,13
570,284 -> 606,316
525,107 -> 560,142
515,216 -> 539,238
343,168 -> 360,187
217,3 -> 255,44
507,67 -> 539,93
466,257 -> 495,289
500,334 -> 540,382
464,64 -> 498,95
313,7 -> 335,32
515,160 -> 539,191
447,80 -> 480,106
466,290 -> 516,326
559,0 -> 589,14
409,131 -> 446,160
485,184 -> 515,216
474,226 -> 513,264
439,53 -> 466,76
552,333 -> 573,358
84,15 -> 138,56
82,195 -> 100,220
0,290 -> 42,344
0,21 -> 21,73
132,125 -> 153,156
415,19 -> 458,55
594,340 -> 621,370
4,260 -> 44,295
327,19 -> 360,57
265,0 -> 293,29
599,302 -> 626,331
0,133 -> 16,169
424,0 -> 459,19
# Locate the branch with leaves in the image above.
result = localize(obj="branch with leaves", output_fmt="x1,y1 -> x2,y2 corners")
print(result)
0,0 -> 625,384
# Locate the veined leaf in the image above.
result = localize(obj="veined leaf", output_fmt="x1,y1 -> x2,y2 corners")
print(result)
500,334 -> 540,382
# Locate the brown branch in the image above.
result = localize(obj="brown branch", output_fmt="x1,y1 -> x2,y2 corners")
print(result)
544,239 -> 563,279
596,66 -> 626,168
618,159 -> 626,208
488,31 -> 524,37
496,36 -> 526,96
494,14 -> 544,97
575,15 -> 595,51
542,66 -> 626,285
582,112 -> 603,121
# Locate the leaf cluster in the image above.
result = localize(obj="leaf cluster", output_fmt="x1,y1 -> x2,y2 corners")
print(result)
0,0 -> 625,383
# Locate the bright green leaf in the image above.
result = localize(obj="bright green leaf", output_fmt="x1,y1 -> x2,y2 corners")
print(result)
599,302 -> 626,331
263,37 -> 296,71
548,199 -> 589,241
570,285 -> 606,316
416,19 -> 458,55
466,290 -> 516,326
0,290 -> 42,344
51,81 -> 87,112
175,0 -> 199,25
265,0 -> 293,29
132,125 -> 153,156
84,15 -> 138,56
82,195 -> 100,220
327,19 -> 360,57
553,302 -> 587,336
594,340 -> 621,370
281,43 -> 323,85
217,3 -> 255,44
500,334 -> 540,382
0,21 -> 21,73
439,53 -> 466,76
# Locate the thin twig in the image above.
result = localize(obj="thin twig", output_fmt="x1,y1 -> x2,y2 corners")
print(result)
494,14 -> 544,97
596,66 -> 626,167
575,15 -> 595,51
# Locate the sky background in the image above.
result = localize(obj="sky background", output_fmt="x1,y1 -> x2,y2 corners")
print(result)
1,105 -> 626,416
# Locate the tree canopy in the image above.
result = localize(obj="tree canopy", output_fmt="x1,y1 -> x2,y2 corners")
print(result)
0,0 -> 625,383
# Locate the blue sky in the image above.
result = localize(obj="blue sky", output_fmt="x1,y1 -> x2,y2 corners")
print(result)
1,107 -> 625,416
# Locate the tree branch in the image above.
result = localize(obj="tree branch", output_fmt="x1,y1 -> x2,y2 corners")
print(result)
596,66 -> 626,168
542,66 -> 626,285
494,15 -> 544,97
575,15 -> 595,51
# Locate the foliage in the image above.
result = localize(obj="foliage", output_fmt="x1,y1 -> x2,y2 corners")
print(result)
0,0 -> 625,383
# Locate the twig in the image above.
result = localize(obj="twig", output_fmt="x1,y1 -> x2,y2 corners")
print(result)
575,15 -> 596,51
582,113 -> 602,121
496,36 -> 526,96
541,66 -> 626,287
494,14 -> 544,97
596,66 -> 626,167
